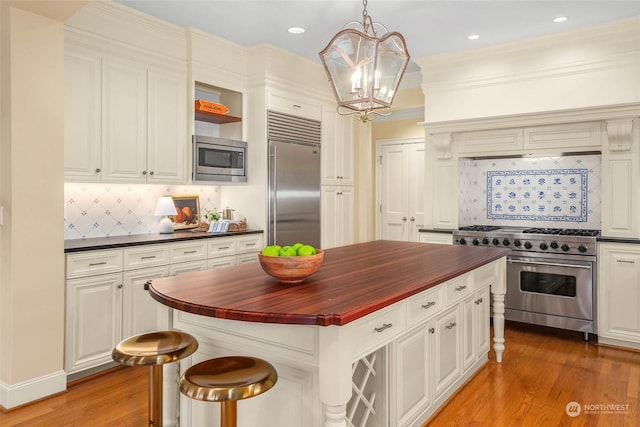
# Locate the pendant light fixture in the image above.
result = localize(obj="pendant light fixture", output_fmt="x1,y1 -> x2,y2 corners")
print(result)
319,0 -> 410,123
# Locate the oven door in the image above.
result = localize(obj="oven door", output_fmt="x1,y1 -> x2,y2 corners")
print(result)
506,255 -> 594,321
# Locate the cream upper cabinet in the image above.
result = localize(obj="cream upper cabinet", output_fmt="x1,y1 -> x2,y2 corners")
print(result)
322,107 -> 354,186
64,47 -> 102,182
101,57 -> 148,183
598,242 -> 640,350
146,68 -> 187,184
523,122 -> 602,151
455,128 -> 523,156
267,88 -> 322,121
64,43 -> 187,184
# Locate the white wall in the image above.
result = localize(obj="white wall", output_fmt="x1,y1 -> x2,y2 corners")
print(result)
0,2 -> 84,409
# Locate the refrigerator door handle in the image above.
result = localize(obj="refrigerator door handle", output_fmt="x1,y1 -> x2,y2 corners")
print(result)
270,144 -> 277,244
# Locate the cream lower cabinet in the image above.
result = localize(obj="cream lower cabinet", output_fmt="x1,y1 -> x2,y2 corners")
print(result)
65,233 -> 263,377
395,278 -> 491,427
598,242 -> 640,350
418,232 -> 453,245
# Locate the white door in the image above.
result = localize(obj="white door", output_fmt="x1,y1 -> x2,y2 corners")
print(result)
378,139 -> 425,241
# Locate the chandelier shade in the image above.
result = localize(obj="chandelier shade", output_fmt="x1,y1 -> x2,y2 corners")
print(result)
319,1 -> 410,122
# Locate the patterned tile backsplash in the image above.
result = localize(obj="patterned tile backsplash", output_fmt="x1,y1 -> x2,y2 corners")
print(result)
64,183 -> 221,240
459,154 -> 601,229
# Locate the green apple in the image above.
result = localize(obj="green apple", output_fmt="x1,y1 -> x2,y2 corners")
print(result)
261,245 -> 281,257
279,246 -> 297,256
291,242 -> 304,252
297,245 -> 316,256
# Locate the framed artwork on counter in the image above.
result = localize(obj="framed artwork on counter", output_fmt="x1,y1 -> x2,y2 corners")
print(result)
171,195 -> 200,230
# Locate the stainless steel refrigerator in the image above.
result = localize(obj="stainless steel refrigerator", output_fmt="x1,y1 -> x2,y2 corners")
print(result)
267,111 -> 321,248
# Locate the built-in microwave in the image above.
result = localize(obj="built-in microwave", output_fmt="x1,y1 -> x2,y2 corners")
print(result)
192,135 -> 247,182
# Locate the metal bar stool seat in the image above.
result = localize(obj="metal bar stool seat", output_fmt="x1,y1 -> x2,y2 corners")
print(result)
180,356 -> 278,427
112,331 -> 198,426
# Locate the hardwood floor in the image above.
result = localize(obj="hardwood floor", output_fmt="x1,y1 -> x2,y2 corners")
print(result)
1,322 -> 638,426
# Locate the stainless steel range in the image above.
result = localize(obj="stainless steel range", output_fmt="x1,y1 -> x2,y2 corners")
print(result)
453,226 -> 599,340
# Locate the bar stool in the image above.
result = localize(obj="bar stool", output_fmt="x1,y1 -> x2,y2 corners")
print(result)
179,356 -> 278,427
112,331 -> 198,427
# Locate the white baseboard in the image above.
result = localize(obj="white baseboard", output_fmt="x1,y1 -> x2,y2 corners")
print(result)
0,370 -> 66,410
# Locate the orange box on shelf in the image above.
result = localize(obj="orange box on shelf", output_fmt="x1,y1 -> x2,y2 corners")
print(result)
195,100 -> 229,115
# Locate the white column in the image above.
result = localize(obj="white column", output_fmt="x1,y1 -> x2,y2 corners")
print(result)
319,325 -> 355,427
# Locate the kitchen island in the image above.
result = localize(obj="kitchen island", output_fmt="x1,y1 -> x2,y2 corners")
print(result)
148,240 -> 509,427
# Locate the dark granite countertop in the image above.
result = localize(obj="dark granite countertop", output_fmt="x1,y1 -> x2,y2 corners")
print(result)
418,228 -> 455,234
64,229 -> 264,253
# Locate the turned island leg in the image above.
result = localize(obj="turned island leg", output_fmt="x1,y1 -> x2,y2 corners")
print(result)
319,325 -> 354,427
491,257 -> 507,363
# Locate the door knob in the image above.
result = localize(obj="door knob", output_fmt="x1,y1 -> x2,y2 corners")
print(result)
410,216 -> 415,222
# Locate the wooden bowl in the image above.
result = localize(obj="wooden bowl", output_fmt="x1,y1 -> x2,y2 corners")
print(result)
258,249 -> 324,284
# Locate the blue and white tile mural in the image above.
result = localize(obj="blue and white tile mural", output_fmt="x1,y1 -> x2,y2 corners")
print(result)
459,155 -> 601,229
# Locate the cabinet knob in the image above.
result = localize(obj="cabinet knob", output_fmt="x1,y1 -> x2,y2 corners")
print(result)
95,168 -> 101,173
149,171 -> 154,176
429,327 -> 435,334
142,170 -> 147,175
475,298 -> 483,305
445,322 -> 457,330
117,284 -> 123,289
402,216 -> 407,222
410,217 -> 415,222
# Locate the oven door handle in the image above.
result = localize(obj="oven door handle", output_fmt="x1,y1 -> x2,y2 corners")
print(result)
507,259 -> 592,269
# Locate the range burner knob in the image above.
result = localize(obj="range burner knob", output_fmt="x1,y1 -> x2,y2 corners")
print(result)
561,243 -> 570,252
578,244 -> 588,253
482,237 -> 490,245
459,237 -> 467,245
514,239 -> 522,247
539,242 -> 549,250
524,241 -> 533,250
492,238 -> 500,246
502,239 -> 511,246
472,238 -> 480,246
550,241 -> 559,249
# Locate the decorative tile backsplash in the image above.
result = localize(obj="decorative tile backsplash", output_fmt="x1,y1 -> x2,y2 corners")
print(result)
459,154 -> 601,229
64,183 -> 221,240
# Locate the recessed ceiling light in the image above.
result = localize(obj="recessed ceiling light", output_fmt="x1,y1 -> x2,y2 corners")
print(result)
288,27 -> 305,35
553,16 -> 568,23
468,34 -> 480,40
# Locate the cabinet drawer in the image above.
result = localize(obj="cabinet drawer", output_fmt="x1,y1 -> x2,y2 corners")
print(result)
445,274 -> 473,304
123,245 -> 170,270
407,286 -> 444,328
208,238 -> 237,258
352,303 -> 406,359
267,89 -> 321,120
236,234 -> 263,254
207,256 -> 237,270
170,260 -> 208,276
236,252 -> 259,265
66,249 -> 123,279
170,241 -> 207,263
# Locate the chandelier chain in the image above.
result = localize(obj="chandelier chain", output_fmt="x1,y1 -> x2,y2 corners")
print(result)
362,0 -> 368,20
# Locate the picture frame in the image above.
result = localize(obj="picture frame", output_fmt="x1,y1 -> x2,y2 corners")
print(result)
171,195 -> 200,230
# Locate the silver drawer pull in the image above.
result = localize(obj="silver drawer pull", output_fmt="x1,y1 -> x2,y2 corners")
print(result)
421,301 -> 436,309
89,261 -> 107,266
374,323 -> 393,333
245,243 -> 256,246
445,322 -> 457,330
141,256 -> 156,260
218,246 -> 230,250
616,259 -> 636,264
475,298 -> 483,305
455,285 -> 467,291
184,250 -> 197,254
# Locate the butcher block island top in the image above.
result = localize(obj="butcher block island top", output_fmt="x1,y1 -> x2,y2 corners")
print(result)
148,240 -> 510,326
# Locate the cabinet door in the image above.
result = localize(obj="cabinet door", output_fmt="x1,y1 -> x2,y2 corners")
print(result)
101,58 -> 147,183
408,143 -> 425,242
147,68 -> 186,184
418,232 -> 453,245
432,306 -> 461,398
267,88 -> 321,120
64,48 -> 102,182
462,296 -> 476,371
598,244 -> 640,344
322,108 -> 354,186
396,327 -> 431,427
322,186 -> 354,249
380,143 -> 410,241
65,273 -> 123,373
474,286 -> 491,358
122,266 -> 169,338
